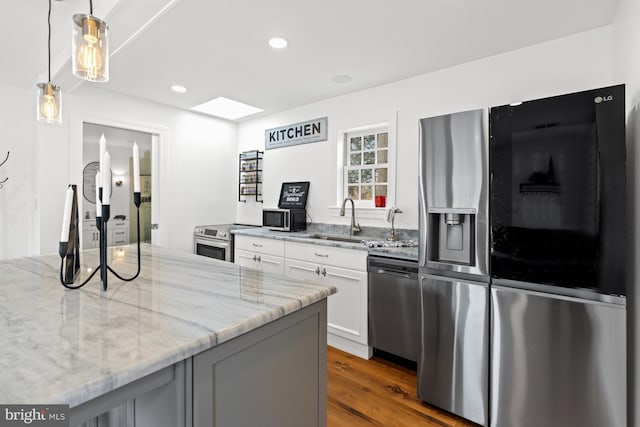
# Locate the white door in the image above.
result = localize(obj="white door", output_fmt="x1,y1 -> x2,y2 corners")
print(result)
285,259 -> 323,285
324,265 -> 368,345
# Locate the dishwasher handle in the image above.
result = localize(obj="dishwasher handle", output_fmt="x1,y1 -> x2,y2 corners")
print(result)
368,255 -> 418,279
372,268 -> 413,279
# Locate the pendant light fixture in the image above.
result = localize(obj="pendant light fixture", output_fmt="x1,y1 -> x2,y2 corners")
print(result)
36,0 -> 62,124
72,0 -> 109,82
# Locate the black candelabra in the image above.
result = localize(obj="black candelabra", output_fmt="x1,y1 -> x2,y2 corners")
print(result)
59,189 -> 142,291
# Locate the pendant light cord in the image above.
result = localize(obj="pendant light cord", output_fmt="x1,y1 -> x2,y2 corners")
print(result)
89,0 -> 93,15
47,0 -> 52,82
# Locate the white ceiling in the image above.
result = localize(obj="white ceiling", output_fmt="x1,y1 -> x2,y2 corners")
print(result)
2,0 -> 620,121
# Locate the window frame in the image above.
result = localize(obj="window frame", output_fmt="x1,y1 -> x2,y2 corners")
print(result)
343,127 -> 389,206
332,111 -> 397,220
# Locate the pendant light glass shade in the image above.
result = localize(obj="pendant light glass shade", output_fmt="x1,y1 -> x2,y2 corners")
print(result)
37,0 -> 62,124
72,14 -> 109,82
36,82 -> 62,124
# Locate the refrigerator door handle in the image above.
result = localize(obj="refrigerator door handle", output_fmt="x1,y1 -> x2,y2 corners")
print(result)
491,282 -> 626,307
418,177 -> 427,268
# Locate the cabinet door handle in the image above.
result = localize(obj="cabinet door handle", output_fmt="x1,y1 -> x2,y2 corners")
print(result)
252,243 -> 263,248
315,267 -> 320,275
256,255 -> 261,263
314,253 -> 329,258
253,255 -> 257,262
321,268 -> 327,277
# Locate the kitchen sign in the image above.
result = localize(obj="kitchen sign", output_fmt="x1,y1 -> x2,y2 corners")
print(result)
265,117 -> 328,150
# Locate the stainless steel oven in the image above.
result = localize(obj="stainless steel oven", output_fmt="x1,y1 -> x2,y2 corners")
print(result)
194,227 -> 232,262
194,224 -> 259,263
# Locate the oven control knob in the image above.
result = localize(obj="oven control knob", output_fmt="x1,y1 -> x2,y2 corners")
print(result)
219,231 -> 227,238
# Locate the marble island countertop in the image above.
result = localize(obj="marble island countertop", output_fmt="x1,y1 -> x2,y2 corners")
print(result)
0,245 -> 336,407
232,227 -> 419,261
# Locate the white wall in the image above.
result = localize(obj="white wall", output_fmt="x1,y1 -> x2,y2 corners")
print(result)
612,0 -> 640,424
0,84 -> 36,258
70,87 -> 238,254
27,86 -> 238,257
237,27 -> 615,232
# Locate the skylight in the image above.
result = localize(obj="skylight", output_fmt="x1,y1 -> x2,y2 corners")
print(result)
190,97 -> 263,120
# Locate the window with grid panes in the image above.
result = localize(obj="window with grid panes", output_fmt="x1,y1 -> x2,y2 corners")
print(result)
345,128 -> 388,205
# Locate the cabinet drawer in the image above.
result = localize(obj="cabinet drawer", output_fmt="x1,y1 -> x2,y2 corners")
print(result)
235,236 -> 285,257
286,242 -> 367,271
112,221 -> 128,228
82,220 -> 97,232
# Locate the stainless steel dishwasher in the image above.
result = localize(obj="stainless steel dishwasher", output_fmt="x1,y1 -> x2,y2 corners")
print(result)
368,255 -> 419,362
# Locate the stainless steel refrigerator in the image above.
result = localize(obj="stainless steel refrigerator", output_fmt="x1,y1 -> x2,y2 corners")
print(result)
489,85 -> 627,427
418,109 -> 490,426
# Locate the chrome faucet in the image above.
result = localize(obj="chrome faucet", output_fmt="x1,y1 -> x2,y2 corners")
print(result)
339,198 -> 361,237
387,207 -> 403,240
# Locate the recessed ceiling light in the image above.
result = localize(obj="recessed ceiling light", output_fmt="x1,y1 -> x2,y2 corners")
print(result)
171,85 -> 187,93
190,97 -> 263,120
332,75 -> 352,84
509,101 -> 523,106
268,37 -> 288,49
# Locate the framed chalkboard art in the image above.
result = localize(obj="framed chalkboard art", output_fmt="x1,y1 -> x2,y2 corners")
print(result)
278,181 -> 310,209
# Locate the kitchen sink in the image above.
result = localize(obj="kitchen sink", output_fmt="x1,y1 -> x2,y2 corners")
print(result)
306,234 -> 364,243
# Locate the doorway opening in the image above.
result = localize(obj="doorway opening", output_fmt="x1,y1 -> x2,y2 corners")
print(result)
81,123 -> 153,249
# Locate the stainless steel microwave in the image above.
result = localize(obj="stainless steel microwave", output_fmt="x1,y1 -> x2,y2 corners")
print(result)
262,209 -> 306,231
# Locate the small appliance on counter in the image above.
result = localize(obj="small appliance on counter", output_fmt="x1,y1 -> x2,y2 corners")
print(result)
263,181 -> 309,232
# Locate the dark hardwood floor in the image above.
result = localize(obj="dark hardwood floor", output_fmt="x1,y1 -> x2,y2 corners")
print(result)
327,346 -> 477,427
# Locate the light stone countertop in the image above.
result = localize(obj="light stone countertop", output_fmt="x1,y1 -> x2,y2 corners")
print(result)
0,244 -> 335,406
232,227 -> 369,250
367,246 -> 419,262
232,228 -> 419,261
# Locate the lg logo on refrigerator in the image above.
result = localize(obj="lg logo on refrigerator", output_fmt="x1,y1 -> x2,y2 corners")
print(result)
594,95 -> 614,103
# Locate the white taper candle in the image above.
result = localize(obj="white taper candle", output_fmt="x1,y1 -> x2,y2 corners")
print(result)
102,152 -> 111,205
132,142 -> 140,193
95,171 -> 102,217
60,186 -> 73,242
99,133 -> 106,186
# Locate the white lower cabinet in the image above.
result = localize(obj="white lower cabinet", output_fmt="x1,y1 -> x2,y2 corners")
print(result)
235,249 -> 285,275
234,235 -> 286,275
83,219 -> 129,249
234,235 -> 371,359
82,220 -> 100,249
285,242 -> 371,359
110,219 -> 129,246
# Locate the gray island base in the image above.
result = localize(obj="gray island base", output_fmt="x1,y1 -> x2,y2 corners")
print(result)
0,245 -> 335,426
